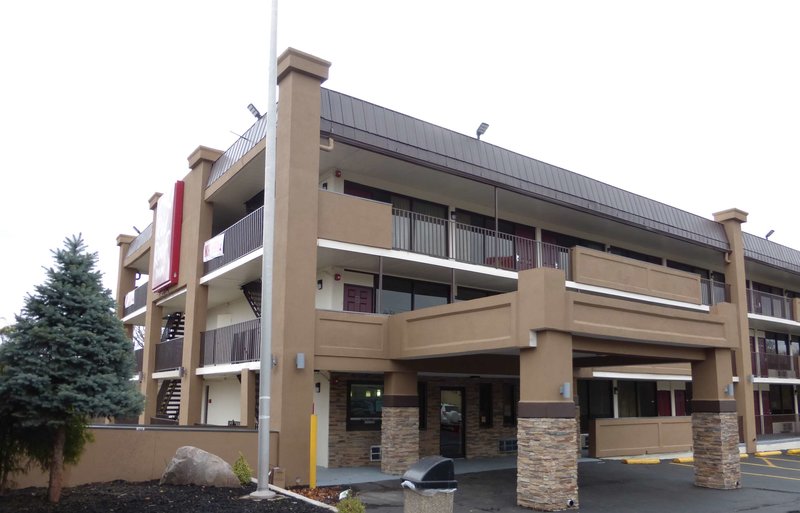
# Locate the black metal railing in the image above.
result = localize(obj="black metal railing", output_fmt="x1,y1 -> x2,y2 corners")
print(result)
700,279 -> 730,306
203,207 -> 264,275
125,223 -> 152,259
154,337 -> 183,372
200,319 -> 261,366
751,351 -> 800,379
391,208 -> 572,278
123,282 -> 148,317
392,208 -> 448,258
747,289 -> 794,320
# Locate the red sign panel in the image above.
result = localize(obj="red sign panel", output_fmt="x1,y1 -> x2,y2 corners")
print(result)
152,181 -> 185,293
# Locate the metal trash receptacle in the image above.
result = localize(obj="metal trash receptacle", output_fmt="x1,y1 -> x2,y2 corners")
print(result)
401,456 -> 457,513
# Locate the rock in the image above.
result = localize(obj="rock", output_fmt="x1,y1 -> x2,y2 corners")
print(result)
160,446 -> 240,488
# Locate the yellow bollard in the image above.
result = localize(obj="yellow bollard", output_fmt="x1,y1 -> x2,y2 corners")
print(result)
309,413 -> 317,489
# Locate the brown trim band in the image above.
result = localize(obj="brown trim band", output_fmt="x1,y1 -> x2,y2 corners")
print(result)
518,401 -> 577,419
382,395 -> 419,408
691,400 -> 737,413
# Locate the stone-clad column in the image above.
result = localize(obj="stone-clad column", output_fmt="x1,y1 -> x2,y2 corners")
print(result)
381,371 -> 419,475
713,208 -> 756,453
691,348 -> 741,489
518,331 -> 578,511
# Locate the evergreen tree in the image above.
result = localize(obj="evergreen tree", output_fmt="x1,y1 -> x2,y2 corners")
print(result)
0,235 -> 143,502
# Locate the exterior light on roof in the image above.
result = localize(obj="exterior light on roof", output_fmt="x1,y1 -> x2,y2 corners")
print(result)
476,122 -> 489,140
247,103 -> 263,120
765,230 -> 775,240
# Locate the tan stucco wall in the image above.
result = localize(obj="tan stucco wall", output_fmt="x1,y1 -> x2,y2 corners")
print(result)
572,247 -> 702,304
589,416 -> 692,458
317,190 -> 392,248
10,426 -> 269,489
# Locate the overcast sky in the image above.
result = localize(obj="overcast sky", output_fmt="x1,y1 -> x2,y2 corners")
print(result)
1,1 -> 799,328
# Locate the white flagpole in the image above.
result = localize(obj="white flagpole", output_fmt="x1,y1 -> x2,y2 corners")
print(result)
253,0 -> 278,498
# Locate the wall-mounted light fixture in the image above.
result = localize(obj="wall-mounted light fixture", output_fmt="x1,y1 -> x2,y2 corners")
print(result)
724,383 -> 735,397
271,354 -> 278,368
317,279 -> 323,290
178,366 -> 186,378
296,353 -> 306,369
559,382 -> 571,399
746,374 -> 754,384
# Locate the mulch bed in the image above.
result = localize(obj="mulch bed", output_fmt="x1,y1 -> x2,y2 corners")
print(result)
0,480 -> 341,513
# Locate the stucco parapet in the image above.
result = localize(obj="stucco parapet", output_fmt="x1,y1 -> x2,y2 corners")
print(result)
713,208 -> 748,224
278,47 -> 330,83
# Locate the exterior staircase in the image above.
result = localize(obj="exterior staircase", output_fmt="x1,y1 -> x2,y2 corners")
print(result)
242,280 -> 262,318
161,312 -> 185,342
154,379 -> 181,423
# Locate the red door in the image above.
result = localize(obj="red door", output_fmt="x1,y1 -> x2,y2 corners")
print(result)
674,390 -> 687,416
344,285 -> 374,313
656,390 -> 672,416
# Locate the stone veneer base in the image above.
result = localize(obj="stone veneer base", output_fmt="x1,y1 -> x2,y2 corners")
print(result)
692,412 -> 741,489
381,407 -> 419,475
517,417 -> 579,511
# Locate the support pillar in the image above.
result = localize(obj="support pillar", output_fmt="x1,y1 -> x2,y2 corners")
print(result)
713,208 -> 756,453
178,146 -> 221,426
139,193 -> 163,425
691,348 -> 741,489
241,370 -> 257,428
115,235 -> 136,339
269,48 -> 331,486
381,371 -> 419,475
517,331 -> 578,511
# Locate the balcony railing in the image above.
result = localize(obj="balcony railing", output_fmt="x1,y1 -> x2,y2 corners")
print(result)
203,207 -> 264,275
154,337 -> 183,372
700,279 -> 730,306
751,351 -> 800,379
126,223 -> 152,259
201,319 -> 261,366
392,208 -> 448,258
123,282 -> 148,317
747,289 -> 794,320
755,414 -> 800,437
392,208 -> 571,278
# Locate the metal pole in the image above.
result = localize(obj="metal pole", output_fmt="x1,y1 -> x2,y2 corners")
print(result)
253,0 -> 278,499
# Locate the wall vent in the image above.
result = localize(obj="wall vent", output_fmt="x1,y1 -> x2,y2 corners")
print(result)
370,445 -> 382,461
498,439 -> 518,453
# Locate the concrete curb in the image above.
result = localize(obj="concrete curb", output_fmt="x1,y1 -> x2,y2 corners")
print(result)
787,449 -> 800,456
753,451 -> 782,457
622,458 -> 661,465
671,457 -> 693,463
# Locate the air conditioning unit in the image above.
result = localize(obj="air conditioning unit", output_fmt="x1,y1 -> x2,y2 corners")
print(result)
370,445 -> 381,462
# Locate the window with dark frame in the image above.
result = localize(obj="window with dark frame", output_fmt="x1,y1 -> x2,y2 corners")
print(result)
418,382 -> 427,430
502,383 -> 517,426
479,383 -> 493,428
347,382 -> 383,431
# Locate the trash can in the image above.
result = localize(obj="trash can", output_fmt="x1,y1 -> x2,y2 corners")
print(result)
401,456 -> 457,513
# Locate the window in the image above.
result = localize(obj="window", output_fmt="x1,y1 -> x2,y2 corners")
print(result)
577,379 -> 613,433
418,382 -> 427,430
617,381 -> 657,417
347,382 -> 383,431
479,383 -> 493,428
455,286 -> 498,302
769,385 -> 794,415
379,276 -> 450,314
502,383 -> 518,427
609,246 -> 661,265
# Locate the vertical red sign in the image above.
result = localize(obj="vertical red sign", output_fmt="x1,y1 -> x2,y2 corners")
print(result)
152,181 -> 185,292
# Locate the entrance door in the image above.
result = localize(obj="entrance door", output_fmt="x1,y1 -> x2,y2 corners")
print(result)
440,388 -> 465,458
344,284 -> 374,313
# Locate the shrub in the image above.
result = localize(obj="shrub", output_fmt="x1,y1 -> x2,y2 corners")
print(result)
337,495 -> 366,513
232,453 -> 253,486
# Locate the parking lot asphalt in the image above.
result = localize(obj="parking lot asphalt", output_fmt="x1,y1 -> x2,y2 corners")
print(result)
352,453 -> 800,513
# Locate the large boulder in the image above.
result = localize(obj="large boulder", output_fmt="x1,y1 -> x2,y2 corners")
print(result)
160,446 -> 240,488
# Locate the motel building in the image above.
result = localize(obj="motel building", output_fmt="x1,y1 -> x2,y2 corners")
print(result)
116,49 -> 800,511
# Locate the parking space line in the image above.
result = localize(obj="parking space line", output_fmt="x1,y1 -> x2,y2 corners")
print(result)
742,471 -> 800,482
757,457 -> 800,465
760,458 -> 776,467
741,461 -> 800,472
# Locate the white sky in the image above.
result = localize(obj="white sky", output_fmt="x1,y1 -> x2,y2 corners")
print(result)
1,1 -> 799,328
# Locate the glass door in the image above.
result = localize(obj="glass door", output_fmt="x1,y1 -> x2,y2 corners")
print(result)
440,388 -> 465,458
